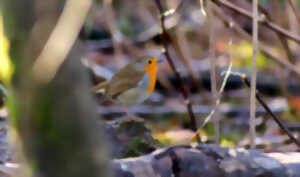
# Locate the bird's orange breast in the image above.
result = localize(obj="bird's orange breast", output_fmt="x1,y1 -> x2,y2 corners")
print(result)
143,59 -> 157,94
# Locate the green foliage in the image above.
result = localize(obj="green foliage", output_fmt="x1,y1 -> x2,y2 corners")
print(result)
0,13 -> 14,85
232,41 -> 273,69
5,93 -> 18,127
153,132 -> 177,146
118,16 -> 142,38
203,123 -> 215,137
117,121 -> 157,157
259,0 -> 269,6
122,138 -> 155,158
220,133 -> 239,148
297,0 -> 300,9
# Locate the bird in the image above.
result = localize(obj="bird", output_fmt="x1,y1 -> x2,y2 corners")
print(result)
92,56 -> 162,122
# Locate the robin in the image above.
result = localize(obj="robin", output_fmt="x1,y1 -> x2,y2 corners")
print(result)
93,56 -> 162,121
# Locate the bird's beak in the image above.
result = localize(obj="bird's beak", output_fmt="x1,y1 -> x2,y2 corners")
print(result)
157,58 -> 164,63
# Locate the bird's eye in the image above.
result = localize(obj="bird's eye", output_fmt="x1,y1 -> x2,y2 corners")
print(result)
148,60 -> 152,64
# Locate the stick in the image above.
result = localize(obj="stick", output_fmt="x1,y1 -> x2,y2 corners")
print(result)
249,0 -> 258,149
246,0 -> 297,65
211,3 -> 300,147
153,0 -> 201,143
211,3 -> 300,77
212,0 -> 300,44
240,74 -> 300,148
208,1 -> 220,145
31,0 -> 92,84
287,0 -> 300,25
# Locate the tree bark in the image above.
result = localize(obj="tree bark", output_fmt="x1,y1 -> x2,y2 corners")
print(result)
113,144 -> 300,177
2,1 -> 111,177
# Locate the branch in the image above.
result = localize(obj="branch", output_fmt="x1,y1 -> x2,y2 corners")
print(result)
153,0 -> 201,143
212,0 -> 300,44
288,0 -> 300,25
31,0 -> 92,84
208,1 -> 220,144
211,3 -> 300,77
172,0 -> 184,15
172,28 -> 202,91
162,0 -> 187,18
211,3 -> 300,147
250,0 -> 258,149
240,74 -> 300,147
246,0 -> 297,64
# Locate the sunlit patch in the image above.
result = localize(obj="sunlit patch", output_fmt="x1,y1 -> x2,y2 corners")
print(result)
231,41 -> 271,68
0,13 -> 13,84
228,149 -> 237,157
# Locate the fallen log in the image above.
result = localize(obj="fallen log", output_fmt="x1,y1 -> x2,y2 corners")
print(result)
113,144 -> 300,177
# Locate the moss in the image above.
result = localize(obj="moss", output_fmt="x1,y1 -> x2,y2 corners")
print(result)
122,137 -> 155,158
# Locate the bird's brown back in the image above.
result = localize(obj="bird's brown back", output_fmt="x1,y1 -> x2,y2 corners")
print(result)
105,63 -> 145,98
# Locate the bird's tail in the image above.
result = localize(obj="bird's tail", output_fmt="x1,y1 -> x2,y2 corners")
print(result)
81,57 -> 114,81
92,81 -> 108,93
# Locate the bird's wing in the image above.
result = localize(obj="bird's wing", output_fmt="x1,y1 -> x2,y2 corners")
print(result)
92,81 -> 108,93
91,64 -> 114,81
105,65 -> 145,98
81,57 -> 114,81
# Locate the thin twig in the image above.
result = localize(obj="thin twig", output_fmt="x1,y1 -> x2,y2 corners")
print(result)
153,0 -> 201,143
173,0 -> 185,14
287,0 -> 299,34
249,0 -> 258,149
200,0 -> 207,16
213,1 -> 299,110
211,3 -> 300,77
287,0 -> 300,25
165,0 -> 201,91
103,0 -> 123,60
245,0 -> 296,99
172,28 -> 202,91
208,1 -> 220,145
246,0 -> 296,64
212,0 -> 300,44
246,0 -> 270,19
198,61 -> 232,129
162,0 -> 187,18
211,1 -> 300,147
240,74 -> 300,148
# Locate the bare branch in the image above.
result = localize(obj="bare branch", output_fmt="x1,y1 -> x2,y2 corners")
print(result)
212,3 -> 300,77
162,0 -> 188,18
212,0 -> 300,44
212,2 -> 300,147
288,0 -> 300,25
241,74 -> 300,148
249,0 -> 258,149
31,0 -> 92,84
153,0 -> 201,143
208,1 -> 220,145
246,0 -> 297,64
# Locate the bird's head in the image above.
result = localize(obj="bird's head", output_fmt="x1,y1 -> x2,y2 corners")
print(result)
132,56 -> 163,73
132,56 -> 163,94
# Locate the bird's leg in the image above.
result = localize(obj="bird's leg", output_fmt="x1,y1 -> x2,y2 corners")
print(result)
110,107 -> 144,127
125,108 -> 144,122
117,107 -> 144,123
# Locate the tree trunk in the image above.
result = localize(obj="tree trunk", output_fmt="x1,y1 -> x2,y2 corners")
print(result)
2,1 -> 111,177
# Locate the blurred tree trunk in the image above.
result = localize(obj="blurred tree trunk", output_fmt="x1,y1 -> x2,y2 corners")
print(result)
2,0 -> 111,177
